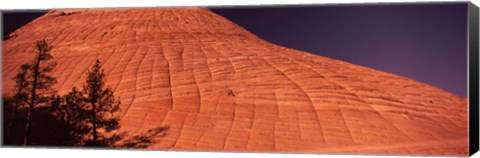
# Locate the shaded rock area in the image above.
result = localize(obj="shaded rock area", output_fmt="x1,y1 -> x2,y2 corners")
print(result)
2,7 -> 468,155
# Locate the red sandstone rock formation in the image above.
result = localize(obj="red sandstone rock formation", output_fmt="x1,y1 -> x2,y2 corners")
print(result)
2,7 -> 468,155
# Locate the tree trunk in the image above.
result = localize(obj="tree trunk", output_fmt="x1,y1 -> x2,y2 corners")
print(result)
66,104 -> 72,144
23,56 -> 41,146
92,99 -> 97,146
6,100 -> 21,141
91,84 -> 98,146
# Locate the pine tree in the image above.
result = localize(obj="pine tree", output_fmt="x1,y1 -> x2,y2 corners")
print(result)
6,40 -> 168,147
50,87 -> 91,145
22,39 -> 57,145
6,64 -> 30,140
83,59 -> 121,146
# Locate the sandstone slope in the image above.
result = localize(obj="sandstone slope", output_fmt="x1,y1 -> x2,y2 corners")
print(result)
2,8 -> 468,155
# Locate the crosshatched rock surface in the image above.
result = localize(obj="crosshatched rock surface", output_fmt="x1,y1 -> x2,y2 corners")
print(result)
2,8 -> 468,155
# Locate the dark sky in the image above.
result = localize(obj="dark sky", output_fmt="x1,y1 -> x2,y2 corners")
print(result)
210,3 -> 468,97
2,3 -> 468,97
2,11 -> 45,40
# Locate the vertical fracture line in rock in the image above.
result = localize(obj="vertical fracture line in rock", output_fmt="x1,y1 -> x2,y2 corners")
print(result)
160,43 -> 174,110
55,56 -> 76,89
71,53 -> 100,87
376,88 -> 457,138
193,117 -> 208,148
245,93 -> 257,150
170,112 -> 189,149
223,86 -> 238,150
340,83 -> 415,142
58,54 -> 87,89
204,43 -> 236,114
107,46 -> 128,91
336,102 -> 356,144
211,42 -> 236,80
50,26 -> 66,45
268,48 -> 367,144
148,47 -> 170,128
273,86 -> 279,151
249,49 -> 326,144
98,48 -> 117,79
189,45 -> 202,113
287,52 -> 420,143
198,45 -> 214,113
295,111 -> 303,140
130,48 -> 150,134
56,27 -> 74,44
180,47 -> 186,71
117,47 -> 139,120
198,45 -> 213,81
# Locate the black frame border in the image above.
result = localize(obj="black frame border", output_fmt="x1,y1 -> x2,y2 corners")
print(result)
468,1 -> 479,156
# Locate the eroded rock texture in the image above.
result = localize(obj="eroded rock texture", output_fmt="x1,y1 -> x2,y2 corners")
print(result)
2,8 -> 468,155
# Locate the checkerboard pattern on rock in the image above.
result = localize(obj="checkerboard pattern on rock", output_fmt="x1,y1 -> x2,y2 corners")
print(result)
2,7 -> 468,155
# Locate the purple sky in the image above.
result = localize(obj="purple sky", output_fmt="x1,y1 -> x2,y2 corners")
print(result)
211,3 -> 468,97
2,3 -> 468,97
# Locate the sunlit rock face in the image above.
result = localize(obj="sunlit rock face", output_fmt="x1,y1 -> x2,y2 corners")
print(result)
2,8 -> 468,155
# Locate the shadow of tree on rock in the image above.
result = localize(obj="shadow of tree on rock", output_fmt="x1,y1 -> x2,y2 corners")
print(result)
3,95 -> 170,149
117,126 -> 170,149
4,100 -> 74,146
3,40 -> 169,149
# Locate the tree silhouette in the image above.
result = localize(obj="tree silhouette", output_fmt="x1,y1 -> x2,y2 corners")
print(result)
83,59 -> 121,146
50,87 -> 91,146
22,39 -> 57,145
4,41 -> 168,148
6,64 -> 30,140
118,126 -> 170,149
80,59 -> 170,148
